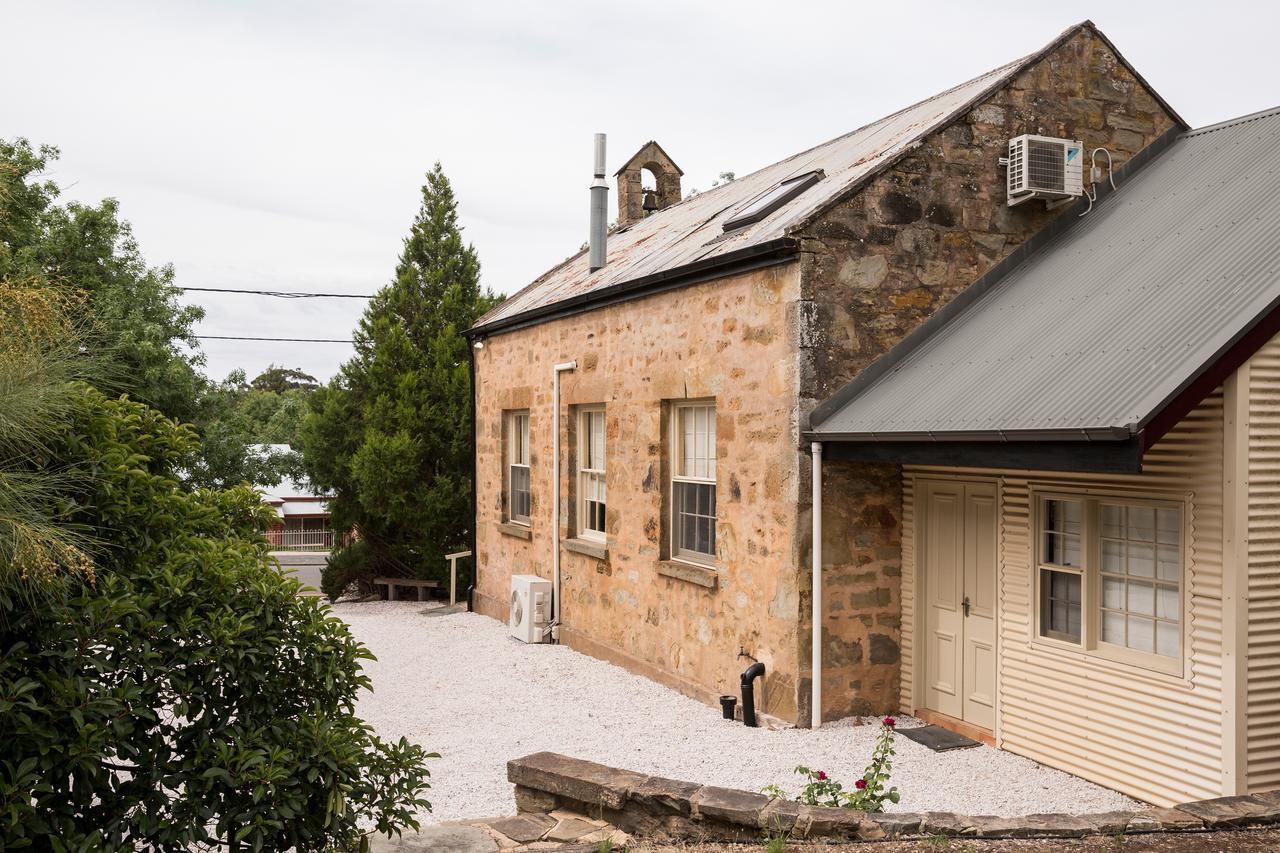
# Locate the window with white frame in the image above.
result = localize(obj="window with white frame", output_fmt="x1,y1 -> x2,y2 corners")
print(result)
1036,494 -> 1184,671
671,402 -> 716,564
506,411 -> 531,524
577,407 -> 606,540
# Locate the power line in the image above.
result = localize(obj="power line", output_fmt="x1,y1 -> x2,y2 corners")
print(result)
180,286 -> 374,299
196,335 -> 355,344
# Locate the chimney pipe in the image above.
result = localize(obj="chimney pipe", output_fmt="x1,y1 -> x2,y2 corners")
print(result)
589,133 -> 608,272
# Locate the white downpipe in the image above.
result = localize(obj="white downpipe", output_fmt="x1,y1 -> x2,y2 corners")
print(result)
811,441 -> 823,728
550,360 -> 577,641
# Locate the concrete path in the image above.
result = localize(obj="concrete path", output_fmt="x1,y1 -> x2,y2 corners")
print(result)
272,551 -> 327,595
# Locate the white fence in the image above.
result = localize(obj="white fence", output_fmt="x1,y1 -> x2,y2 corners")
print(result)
268,528 -> 334,551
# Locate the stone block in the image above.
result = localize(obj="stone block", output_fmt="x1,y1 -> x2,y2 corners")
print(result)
919,811 -> 966,835
1174,795 -> 1280,828
628,775 -> 702,816
1126,806 -> 1204,832
797,805 -> 868,838
867,811 -> 922,838
514,785 -> 558,814
690,785 -> 772,827
758,798 -> 805,832
507,752 -> 648,811
1080,810 -> 1136,834
1017,813 -> 1095,837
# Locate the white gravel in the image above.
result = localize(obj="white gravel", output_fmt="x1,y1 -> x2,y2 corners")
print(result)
335,601 -> 1137,825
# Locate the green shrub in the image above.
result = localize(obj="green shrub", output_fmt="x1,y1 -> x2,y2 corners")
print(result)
322,538 -> 378,600
0,387 -> 434,850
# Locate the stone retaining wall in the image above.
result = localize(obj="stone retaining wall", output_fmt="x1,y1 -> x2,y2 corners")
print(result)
508,752 -> 1280,843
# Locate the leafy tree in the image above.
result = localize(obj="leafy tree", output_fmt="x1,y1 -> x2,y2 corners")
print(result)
186,368 -> 315,490
0,362 -> 434,848
302,163 -> 498,596
0,138 -> 206,424
251,364 -> 320,394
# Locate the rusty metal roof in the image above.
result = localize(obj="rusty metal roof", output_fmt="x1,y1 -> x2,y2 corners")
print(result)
474,22 -> 1139,336
808,106 -> 1280,443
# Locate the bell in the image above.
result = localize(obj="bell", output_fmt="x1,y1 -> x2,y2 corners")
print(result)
642,190 -> 659,212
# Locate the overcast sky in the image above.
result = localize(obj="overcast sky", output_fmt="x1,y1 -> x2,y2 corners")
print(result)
7,0 -> 1278,382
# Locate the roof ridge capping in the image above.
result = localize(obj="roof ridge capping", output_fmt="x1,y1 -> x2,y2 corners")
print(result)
1183,103 -> 1280,137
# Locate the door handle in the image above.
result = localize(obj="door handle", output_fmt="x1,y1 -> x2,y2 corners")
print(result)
962,596 -> 971,617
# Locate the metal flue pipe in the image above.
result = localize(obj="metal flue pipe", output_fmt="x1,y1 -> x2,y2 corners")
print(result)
589,133 -> 608,272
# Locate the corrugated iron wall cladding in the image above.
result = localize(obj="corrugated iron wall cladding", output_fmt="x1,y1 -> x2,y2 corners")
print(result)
901,476 -> 916,711
902,388 -> 1225,806
1247,335 -> 1280,790
814,108 -> 1280,438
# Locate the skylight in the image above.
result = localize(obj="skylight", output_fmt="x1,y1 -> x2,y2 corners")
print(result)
722,170 -> 824,232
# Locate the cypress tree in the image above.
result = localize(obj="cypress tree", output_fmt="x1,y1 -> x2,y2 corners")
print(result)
304,163 -> 498,592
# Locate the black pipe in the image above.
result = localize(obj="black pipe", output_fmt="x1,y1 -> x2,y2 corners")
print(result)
740,662 -> 766,728
467,583 -> 475,613
719,695 -> 737,720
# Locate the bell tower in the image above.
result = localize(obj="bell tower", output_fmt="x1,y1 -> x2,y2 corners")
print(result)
615,141 -> 683,226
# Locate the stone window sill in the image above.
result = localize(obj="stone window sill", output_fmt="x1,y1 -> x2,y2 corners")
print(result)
656,559 -> 718,590
498,521 -> 532,540
563,537 -> 608,560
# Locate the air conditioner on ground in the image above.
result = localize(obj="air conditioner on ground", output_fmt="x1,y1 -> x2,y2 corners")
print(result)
1006,134 -> 1083,206
510,574 -> 552,643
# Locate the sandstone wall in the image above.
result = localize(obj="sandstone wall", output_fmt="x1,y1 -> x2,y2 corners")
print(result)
473,262 -> 807,720
793,26 -> 1183,721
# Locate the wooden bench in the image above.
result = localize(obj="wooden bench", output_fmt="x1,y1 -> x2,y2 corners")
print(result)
373,577 -> 440,602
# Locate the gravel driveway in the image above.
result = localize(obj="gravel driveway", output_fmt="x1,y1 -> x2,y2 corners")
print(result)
335,601 -> 1138,825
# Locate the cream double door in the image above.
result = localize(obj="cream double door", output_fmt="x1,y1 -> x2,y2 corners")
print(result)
921,479 -> 997,732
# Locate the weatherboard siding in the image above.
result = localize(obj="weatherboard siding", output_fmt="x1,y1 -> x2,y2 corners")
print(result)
1247,334 -> 1280,792
901,388 -> 1227,806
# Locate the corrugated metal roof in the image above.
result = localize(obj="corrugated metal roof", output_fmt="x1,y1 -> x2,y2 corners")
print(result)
809,106 -> 1280,441
474,22 -> 1127,334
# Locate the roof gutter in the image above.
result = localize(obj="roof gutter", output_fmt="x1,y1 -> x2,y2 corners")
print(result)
802,425 -> 1134,444
466,237 -> 800,340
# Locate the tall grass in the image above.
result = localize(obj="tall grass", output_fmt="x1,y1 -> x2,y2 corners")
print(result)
0,280 -> 101,589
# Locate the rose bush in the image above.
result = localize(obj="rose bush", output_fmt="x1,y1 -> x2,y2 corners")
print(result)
761,717 -> 902,813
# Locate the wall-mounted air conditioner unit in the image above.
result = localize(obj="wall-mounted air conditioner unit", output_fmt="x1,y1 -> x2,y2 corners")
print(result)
1006,135 -> 1083,207
510,574 -> 552,643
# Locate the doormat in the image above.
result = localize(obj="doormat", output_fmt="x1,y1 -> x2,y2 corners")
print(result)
898,724 -> 981,752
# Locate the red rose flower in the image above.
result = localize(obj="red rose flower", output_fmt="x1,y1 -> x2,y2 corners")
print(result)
855,779 -> 867,790
816,770 -> 827,780
883,716 -> 897,728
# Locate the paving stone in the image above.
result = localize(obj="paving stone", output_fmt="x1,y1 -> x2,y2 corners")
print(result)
485,814 -> 555,844
508,752 -> 647,811
867,811 -> 923,838
582,827 -> 630,846
544,817 -> 597,842
799,805 -> 869,838
1127,806 -> 1205,832
368,825 -> 498,852
919,811 -> 966,835
690,785 -> 773,827
1175,795 -> 1280,828
628,775 -> 702,816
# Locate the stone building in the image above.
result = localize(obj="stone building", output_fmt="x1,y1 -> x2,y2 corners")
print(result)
467,21 -> 1280,806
